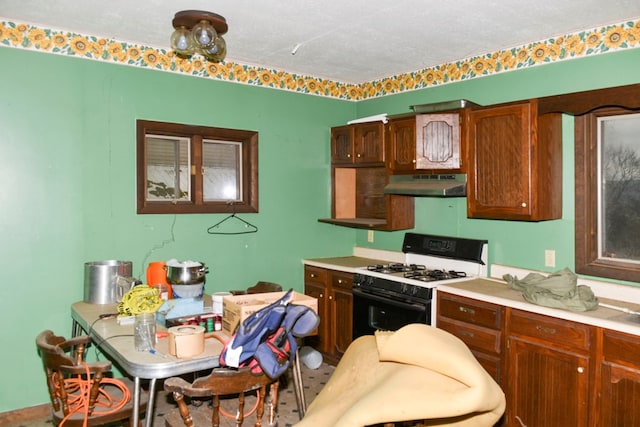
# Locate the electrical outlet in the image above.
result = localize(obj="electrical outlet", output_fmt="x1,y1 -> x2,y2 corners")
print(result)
367,230 -> 374,243
545,249 -> 556,268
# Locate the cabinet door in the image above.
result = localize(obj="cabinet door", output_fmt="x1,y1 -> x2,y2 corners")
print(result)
415,113 -> 461,170
387,117 -> 416,171
354,122 -> 384,164
507,337 -> 590,427
331,125 -> 354,164
598,329 -> 640,426
304,267 -> 330,355
331,286 -> 353,357
467,102 -> 534,218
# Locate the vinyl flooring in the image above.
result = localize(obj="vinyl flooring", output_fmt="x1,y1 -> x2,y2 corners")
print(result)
16,362 -> 335,427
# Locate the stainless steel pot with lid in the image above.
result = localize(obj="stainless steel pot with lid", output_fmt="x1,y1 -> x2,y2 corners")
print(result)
165,260 -> 208,285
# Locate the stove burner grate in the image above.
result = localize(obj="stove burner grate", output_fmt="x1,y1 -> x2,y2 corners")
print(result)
366,263 -> 427,274
403,269 -> 467,282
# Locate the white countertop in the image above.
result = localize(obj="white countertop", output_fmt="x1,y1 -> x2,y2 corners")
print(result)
437,277 -> 640,336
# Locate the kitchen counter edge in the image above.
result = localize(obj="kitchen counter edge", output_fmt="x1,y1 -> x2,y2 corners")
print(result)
437,278 -> 640,337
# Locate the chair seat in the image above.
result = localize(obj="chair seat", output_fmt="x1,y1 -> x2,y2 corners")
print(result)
51,377 -> 148,427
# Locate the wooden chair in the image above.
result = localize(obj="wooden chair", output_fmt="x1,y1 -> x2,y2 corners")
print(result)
164,367 -> 279,427
36,330 -> 147,427
231,281 -> 283,296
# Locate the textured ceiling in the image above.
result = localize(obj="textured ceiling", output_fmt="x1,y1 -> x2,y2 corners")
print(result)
1,0 -> 639,83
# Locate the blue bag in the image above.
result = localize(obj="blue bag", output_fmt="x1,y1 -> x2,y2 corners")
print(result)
220,289 -> 319,378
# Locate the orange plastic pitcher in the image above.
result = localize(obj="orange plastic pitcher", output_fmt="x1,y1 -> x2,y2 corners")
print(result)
146,261 -> 172,299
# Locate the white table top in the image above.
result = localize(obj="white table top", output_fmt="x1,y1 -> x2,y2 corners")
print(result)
71,301 -> 226,379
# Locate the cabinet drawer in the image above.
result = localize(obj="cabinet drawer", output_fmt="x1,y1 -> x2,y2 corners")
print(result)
304,265 -> 328,284
509,309 -> 592,351
331,271 -> 353,290
470,350 -> 502,385
438,293 -> 502,330
438,317 -> 502,354
602,329 -> 640,367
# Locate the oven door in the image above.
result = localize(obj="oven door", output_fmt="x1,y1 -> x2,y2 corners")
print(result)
352,287 -> 431,340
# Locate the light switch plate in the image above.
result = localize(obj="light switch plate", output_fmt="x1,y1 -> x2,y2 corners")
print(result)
367,230 -> 374,243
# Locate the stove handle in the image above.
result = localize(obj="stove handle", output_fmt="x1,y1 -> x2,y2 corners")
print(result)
352,288 -> 428,311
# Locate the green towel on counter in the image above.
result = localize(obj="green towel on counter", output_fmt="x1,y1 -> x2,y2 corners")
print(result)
503,267 -> 599,312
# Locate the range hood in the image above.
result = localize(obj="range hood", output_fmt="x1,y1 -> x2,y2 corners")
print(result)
384,174 -> 467,197
410,99 -> 479,113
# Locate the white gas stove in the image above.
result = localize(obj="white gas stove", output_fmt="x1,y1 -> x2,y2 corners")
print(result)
351,233 -> 488,338
354,233 -> 488,292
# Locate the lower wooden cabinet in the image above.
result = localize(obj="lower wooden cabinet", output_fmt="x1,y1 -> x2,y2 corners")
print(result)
304,265 -> 353,364
437,292 -> 504,385
437,292 -> 640,426
507,309 -> 593,427
598,329 -> 640,426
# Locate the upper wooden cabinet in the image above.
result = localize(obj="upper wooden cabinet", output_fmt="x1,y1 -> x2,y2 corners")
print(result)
386,117 -> 416,171
320,121 -> 414,231
387,113 -> 463,172
466,99 -> 563,221
331,123 -> 385,165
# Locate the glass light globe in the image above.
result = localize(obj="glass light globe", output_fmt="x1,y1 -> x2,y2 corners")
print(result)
170,26 -> 194,55
201,36 -> 227,62
192,20 -> 217,48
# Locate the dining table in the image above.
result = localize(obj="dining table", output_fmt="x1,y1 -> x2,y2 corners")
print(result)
70,301 -> 307,427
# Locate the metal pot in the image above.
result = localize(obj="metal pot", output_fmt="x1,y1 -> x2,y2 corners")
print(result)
165,263 -> 208,285
84,260 -> 133,304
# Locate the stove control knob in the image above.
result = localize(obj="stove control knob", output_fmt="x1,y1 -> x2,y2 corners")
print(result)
353,274 -> 363,286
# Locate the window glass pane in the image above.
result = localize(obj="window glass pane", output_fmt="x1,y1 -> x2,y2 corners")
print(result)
202,139 -> 242,202
145,135 -> 190,201
598,113 -> 640,263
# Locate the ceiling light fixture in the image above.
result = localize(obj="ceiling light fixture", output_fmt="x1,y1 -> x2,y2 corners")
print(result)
170,10 -> 228,62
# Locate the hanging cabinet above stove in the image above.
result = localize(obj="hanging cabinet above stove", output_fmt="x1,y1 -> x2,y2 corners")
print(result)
387,113 -> 464,173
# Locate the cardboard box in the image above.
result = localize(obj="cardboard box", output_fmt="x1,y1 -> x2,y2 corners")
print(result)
222,291 -> 317,336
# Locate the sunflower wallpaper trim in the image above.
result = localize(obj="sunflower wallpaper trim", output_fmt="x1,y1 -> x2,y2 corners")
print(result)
1,18 -> 638,101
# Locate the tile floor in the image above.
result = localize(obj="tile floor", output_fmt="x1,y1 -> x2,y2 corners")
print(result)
17,362 -> 335,427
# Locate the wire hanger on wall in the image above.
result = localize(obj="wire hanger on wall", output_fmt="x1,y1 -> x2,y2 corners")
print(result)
207,203 -> 258,235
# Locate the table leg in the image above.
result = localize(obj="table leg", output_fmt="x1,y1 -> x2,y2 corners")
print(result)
132,376 -> 141,427
145,378 -> 157,427
292,350 -> 306,419
71,319 -> 82,338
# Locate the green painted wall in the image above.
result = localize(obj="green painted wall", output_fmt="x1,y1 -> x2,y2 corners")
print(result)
0,47 -> 356,411
1,44 -> 639,412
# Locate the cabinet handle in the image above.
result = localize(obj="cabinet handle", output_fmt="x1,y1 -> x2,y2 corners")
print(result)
347,154 -> 351,158
535,325 -> 557,335
412,159 -> 416,164
319,293 -> 324,298
577,367 -> 585,374
459,306 -> 476,315
329,295 -> 333,300
458,330 -> 475,338
356,153 -> 362,158
337,279 -> 343,284
521,202 -> 527,208
310,273 -> 317,278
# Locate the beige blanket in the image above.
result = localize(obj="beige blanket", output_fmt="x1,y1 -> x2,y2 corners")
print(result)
295,324 -> 505,427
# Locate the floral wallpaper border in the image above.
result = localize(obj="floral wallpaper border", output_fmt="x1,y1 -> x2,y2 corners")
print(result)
1,19 -> 639,101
